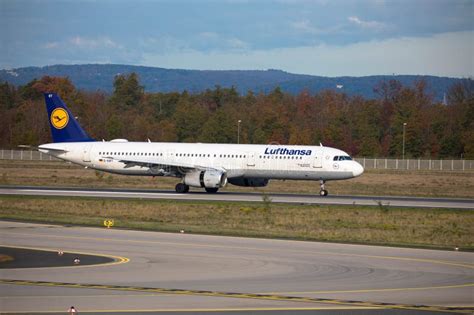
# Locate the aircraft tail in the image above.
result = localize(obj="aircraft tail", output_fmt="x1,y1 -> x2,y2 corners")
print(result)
44,93 -> 94,143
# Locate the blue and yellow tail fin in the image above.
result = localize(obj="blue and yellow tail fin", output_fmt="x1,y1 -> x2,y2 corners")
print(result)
44,93 -> 94,143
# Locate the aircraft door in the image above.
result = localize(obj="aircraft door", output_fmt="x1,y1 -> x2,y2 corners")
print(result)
246,152 -> 256,167
82,144 -> 93,162
312,149 -> 322,168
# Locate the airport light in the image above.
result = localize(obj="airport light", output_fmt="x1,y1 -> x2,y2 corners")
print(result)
237,120 -> 242,144
402,122 -> 407,160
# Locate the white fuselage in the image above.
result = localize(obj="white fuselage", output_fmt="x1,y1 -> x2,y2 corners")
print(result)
39,141 -> 364,182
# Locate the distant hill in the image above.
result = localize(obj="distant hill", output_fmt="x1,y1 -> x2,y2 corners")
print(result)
0,64 -> 469,100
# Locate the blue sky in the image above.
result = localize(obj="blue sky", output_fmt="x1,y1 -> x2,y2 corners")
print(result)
1,0 -> 473,77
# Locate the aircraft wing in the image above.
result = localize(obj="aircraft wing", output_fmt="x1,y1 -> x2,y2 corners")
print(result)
106,156 -> 226,176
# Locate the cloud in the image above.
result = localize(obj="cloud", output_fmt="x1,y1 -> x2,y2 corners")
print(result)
30,36 -> 138,67
348,16 -> 386,30
139,33 -> 249,53
198,32 -> 219,40
226,38 -> 249,50
40,36 -> 122,51
42,42 -> 59,49
291,19 -> 344,37
197,33 -> 249,51
291,19 -> 323,34
141,31 -> 473,78
69,36 -> 120,49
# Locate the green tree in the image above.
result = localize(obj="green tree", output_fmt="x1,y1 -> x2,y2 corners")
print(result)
199,107 -> 237,143
109,73 -> 144,109
106,115 -> 124,139
173,95 -> 208,142
0,82 -> 18,110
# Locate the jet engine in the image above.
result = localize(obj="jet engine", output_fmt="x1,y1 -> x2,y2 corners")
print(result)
228,178 -> 269,187
183,170 -> 227,188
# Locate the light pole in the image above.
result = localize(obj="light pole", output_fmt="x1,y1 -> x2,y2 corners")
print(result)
237,120 -> 242,144
402,122 -> 407,160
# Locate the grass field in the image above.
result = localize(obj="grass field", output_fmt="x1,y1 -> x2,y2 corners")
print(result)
1,160 -> 473,198
1,196 -> 472,250
1,160 -> 473,249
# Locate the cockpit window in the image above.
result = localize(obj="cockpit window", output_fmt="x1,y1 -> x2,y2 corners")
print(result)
333,155 -> 353,161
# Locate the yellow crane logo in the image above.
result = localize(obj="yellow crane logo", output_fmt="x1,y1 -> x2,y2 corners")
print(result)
50,108 -> 69,129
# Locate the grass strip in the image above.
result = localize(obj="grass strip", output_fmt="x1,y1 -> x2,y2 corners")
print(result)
1,160 -> 474,198
1,195 -> 473,250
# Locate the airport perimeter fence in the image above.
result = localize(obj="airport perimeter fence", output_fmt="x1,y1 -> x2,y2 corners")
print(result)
0,149 -> 473,171
353,157 -> 473,171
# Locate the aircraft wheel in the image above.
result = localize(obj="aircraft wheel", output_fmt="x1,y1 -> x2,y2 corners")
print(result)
175,183 -> 189,193
205,187 -> 219,193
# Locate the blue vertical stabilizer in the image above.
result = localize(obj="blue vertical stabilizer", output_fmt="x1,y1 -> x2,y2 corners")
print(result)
44,93 -> 94,142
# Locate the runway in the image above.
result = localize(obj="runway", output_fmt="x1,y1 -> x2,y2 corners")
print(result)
0,221 -> 473,314
1,186 -> 473,209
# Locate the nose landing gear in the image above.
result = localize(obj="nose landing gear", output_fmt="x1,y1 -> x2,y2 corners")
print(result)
319,180 -> 328,196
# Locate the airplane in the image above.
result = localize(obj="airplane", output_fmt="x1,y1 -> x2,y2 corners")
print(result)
38,93 -> 364,196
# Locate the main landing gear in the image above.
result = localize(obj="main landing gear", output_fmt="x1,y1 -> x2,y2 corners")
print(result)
319,180 -> 328,197
175,183 -> 189,193
175,183 -> 219,194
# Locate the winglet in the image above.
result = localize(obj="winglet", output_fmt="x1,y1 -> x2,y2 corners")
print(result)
44,93 -> 94,143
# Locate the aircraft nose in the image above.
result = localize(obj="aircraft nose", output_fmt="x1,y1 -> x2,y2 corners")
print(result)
352,162 -> 364,177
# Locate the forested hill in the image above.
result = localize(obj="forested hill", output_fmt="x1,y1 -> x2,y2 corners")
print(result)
1,74 -> 472,157
0,64 -> 467,100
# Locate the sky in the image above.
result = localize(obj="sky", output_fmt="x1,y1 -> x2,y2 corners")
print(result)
1,0 -> 473,77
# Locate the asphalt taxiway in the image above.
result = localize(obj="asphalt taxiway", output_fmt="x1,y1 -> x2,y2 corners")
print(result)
0,221 -> 473,314
0,186 -> 473,209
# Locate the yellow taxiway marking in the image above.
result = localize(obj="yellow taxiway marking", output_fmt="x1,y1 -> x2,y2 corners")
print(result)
263,283 -> 474,295
0,306 -> 382,313
0,293 -> 177,299
6,231 -> 473,270
2,284 -> 472,299
1,279 -> 473,314
0,244 -> 129,269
